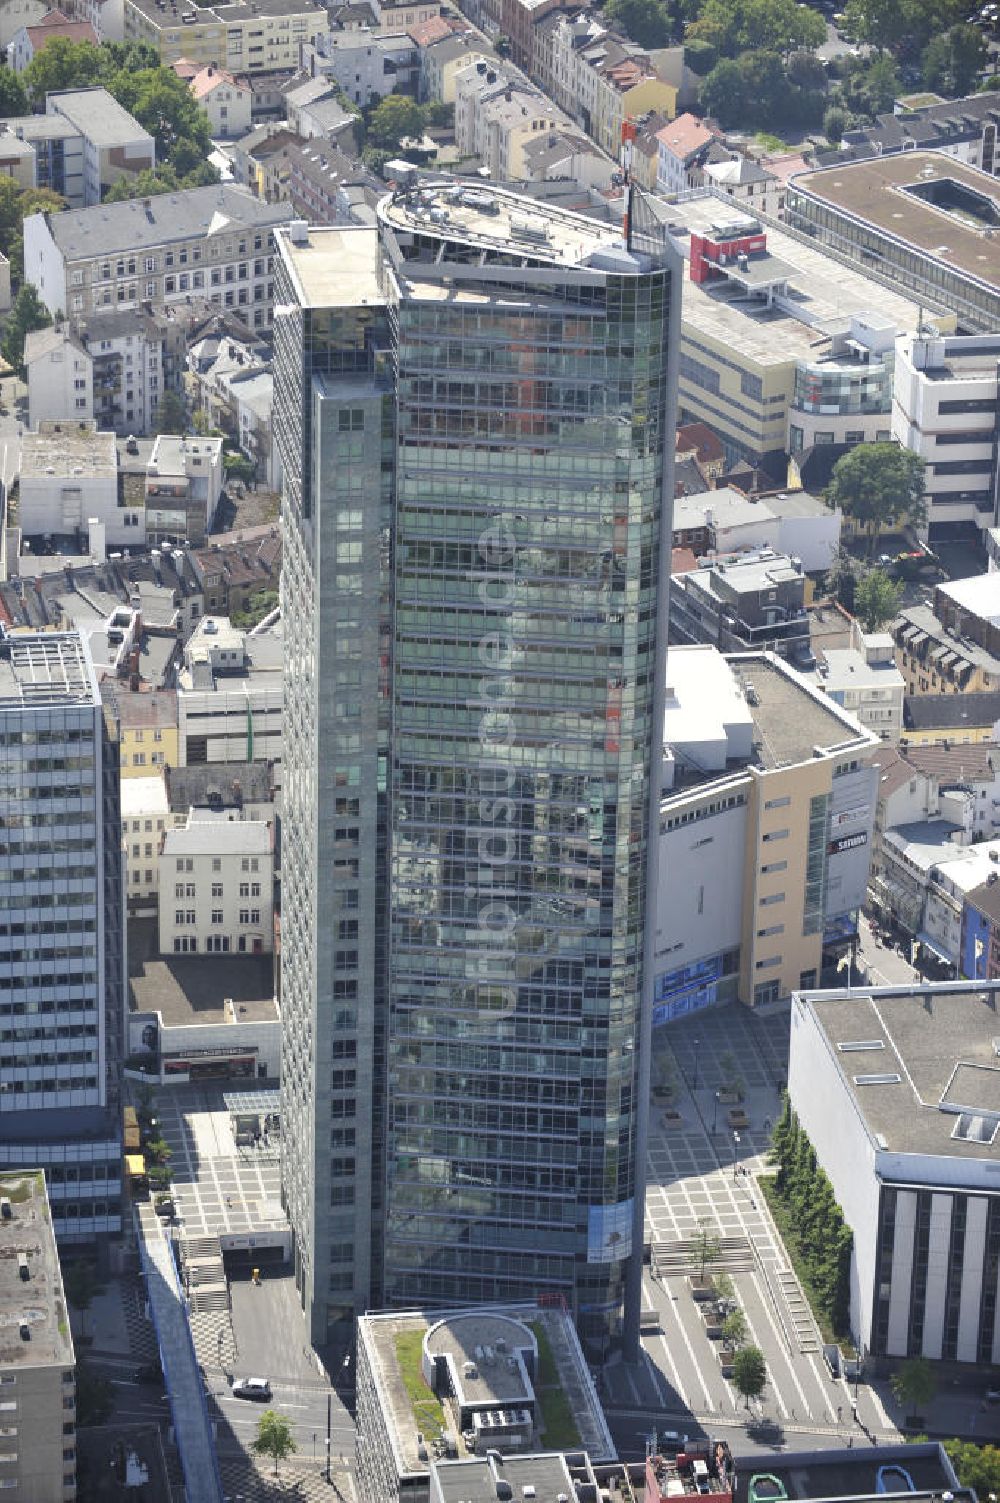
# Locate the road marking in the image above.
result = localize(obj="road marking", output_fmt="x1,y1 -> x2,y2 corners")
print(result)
662,1281 -> 715,1412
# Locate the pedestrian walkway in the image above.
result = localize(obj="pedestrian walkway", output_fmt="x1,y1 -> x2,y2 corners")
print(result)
136,1204 -> 224,1503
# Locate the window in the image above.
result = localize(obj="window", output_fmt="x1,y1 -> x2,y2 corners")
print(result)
212,882 -> 223,898
211,909 -> 223,925
212,858 -> 222,872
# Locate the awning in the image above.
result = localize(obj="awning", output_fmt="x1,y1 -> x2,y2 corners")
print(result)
916,930 -> 956,966
124,1154 -> 146,1177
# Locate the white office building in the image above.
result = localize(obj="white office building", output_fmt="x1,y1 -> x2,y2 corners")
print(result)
176,617 -> 283,772
0,632 -> 125,1243
789,980 -> 1000,1365
122,772 -> 171,909
158,809 -> 273,957
893,332 -> 1000,535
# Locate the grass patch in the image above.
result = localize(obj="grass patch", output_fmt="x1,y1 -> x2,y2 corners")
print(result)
0,1175 -> 40,1204
759,1173 -> 850,1345
756,131 -> 790,152
529,1321 -> 582,1450
394,1330 -> 446,1441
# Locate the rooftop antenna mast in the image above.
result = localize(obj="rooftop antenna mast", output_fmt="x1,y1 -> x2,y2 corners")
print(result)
621,118 -> 636,251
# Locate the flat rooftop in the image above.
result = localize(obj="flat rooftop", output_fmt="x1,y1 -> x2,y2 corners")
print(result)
665,194 -> 932,365
0,1171 -> 73,1370
738,654 -> 870,770
360,1305 -> 615,1480
731,1442 -> 965,1503
432,1453 -> 576,1503
380,181 -> 630,270
938,571 -> 1000,627
0,631 -> 98,710
128,917 -> 277,1026
791,151 -> 1000,292
426,1311 -> 533,1410
803,981 -> 1000,1160
276,224 -> 383,309
20,421 -> 117,479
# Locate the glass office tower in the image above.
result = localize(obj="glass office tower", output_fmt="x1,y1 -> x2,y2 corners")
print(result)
276,184 -> 679,1351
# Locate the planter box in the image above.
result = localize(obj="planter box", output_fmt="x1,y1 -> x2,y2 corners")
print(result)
703,1316 -> 724,1340
728,1108 -> 750,1130
652,1086 -> 676,1104
689,1277 -> 714,1301
717,1087 -> 743,1104
662,1109 -> 683,1128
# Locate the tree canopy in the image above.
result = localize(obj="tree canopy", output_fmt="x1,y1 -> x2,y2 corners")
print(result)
699,48 -> 824,128
854,569 -> 904,631
0,180 -> 66,285
366,94 -> 427,150
252,1410 -> 297,1477
21,39 -> 215,183
732,1345 -> 768,1408
922,24 -> 987,95
890,1357 -> 937,1416
2,284 -> 52,371
152,390 -> 187,436
0,66 -> 28,117
840,0 -> 967,54
827,443 -> 926,551
942,1441 -> 1000,1498
605,0 -> 675,48
686,0 -> 824,58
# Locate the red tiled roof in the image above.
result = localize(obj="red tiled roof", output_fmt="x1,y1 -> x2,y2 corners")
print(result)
671,546 -> 698,575
676,422 -> 725,466
655,111 -> 715,162
190,64 -> 246,99
26,16 -> 98,47
408,14 -> 454,46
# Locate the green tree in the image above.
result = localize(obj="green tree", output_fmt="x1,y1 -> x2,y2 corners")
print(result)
786,48 -> 825,89
690,1219 -> 722,1282
0,67 -> 28,116
854,569 -> 904,631
605,0 -> 674,46
943,1441 -> 1000,1497
823,104 -> 848,142
769,1093 -> 793,1185
106,165 -> 182,202
110,68 -> 212,174
252,1409 -> 297,1477
890,1357 -> 937,1416
687,0 -> 824,57
921,32 -> 953,91
1,284 -> 51,370
152,389 -> 187,435
698,58 -> 748,125
946,24 -> 988,93
684,37 -> 719,73
23,37 -> 105,101
827,442 -> 926,553
732,1345 -> 767,1408
721,1308 -> 748,1349
367,94 -> 426,150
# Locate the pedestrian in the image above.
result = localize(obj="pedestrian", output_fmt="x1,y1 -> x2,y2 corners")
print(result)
226,1195 -> 232,1208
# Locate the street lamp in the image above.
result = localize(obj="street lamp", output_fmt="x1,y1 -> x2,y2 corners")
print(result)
692,1037 -> 700,1092
712,1091 -> 721,1135
732,1130 -> 740,1179
854,1343 -> 863,1402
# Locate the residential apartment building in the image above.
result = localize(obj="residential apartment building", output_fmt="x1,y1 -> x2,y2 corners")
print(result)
961,875 -> 1000,980
786,151 -> 1000,335
0,1170 -> 76,1502
894,579 -> 1000,696
669,551 -> 812,660
24,184 -> 291,334
188,64 -> 252,137
660,197 -> 938,470
186,531 -> 281,618
0,633 -> 125,1243
653,646 -> 877,1019
274,186 -> 680,1349
788,980 -> 1000,1364
420,32 -> 486,103
655,112 -> 717,196
100,685 -> 179,777
0,88 -> 154,208
812,633 -> 905,743
546,12 -> 676,158
7,9 -> 97,70
892,332 -> 1000,535
158,809 -> 273,956
671,486 -> 841,574
122,771 -> 170,907
902,690 -> 1000,746
176,617 -> 283,769
123,0 -> 322,70
23,325 -> 93,429
145,434 -> 224,546
813,89 -> 1000,176
69,0 -> 126,42
454,65 -> 578,180
306,28 -> 420,107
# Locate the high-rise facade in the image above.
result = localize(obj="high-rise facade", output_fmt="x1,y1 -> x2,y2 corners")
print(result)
0,631 -> 125,1243
276,183 -> 679,1349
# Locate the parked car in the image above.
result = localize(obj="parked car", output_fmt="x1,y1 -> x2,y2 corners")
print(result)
232,1377 -> 272,1401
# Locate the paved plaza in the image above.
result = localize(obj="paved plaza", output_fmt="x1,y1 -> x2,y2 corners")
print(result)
151,1084 -> 283,1240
